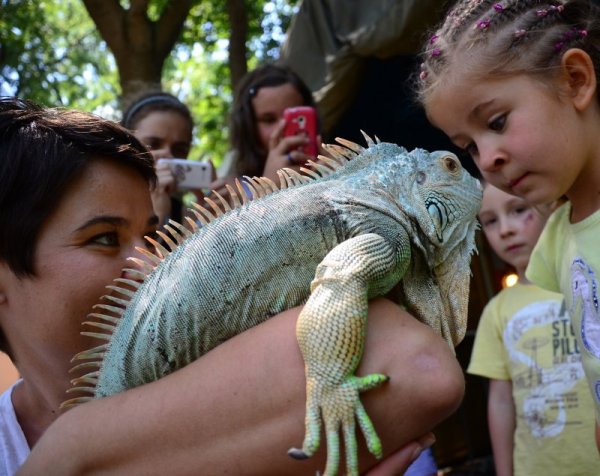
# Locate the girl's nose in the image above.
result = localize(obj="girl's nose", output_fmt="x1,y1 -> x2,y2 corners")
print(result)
477,147 -> 505,172
478,143 -> 506,174
498,217 -> 515,237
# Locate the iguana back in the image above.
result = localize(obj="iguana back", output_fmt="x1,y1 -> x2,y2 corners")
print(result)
66,135 -> 481,476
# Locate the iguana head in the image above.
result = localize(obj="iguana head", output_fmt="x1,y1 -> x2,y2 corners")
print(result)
332,140 -> 481,257
397,148 -> 481,347
405,148 -> 481,264
329,137 -> 481,347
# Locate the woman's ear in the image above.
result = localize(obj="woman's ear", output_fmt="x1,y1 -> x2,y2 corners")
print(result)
561,48 -> 597,112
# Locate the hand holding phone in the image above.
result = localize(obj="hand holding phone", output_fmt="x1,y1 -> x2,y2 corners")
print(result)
157,159 -> 213,190
283,106 -> 318,158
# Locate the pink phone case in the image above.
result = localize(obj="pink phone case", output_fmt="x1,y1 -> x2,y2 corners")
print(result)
283,106 -> 317,158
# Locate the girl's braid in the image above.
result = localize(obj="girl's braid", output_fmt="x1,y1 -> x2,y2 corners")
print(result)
417,0 -> 600,102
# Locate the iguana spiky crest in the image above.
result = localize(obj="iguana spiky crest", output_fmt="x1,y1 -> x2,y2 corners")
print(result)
64,132 -> 378,405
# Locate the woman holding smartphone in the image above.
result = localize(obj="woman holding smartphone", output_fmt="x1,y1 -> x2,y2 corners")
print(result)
211,64 -> 321,197
122,91 -> 205,225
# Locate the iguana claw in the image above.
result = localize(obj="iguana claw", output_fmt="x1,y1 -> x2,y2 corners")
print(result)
289,373 -> 389,476
287,448 -> 309,459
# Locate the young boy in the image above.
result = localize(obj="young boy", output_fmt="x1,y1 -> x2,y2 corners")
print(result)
467,184 -> 599,476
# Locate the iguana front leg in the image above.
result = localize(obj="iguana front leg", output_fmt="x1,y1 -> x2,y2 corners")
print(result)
288,232 -> 410,476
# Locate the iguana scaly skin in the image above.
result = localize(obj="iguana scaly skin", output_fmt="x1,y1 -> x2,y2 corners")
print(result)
66,134 -> 481,476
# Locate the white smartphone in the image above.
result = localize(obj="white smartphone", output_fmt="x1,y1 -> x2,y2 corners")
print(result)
157,158 -> 213,190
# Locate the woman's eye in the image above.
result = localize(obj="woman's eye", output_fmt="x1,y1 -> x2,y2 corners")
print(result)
144,230 -> 160,251
489,114 -> 506,132
145,139 -> 161,151
257,115 -> 277,125
172,146 -> 190,158
91,232 -> 119,247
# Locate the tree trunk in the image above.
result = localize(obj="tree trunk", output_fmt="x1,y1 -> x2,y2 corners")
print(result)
81,0 -> 192,107
226,0 -> 248,91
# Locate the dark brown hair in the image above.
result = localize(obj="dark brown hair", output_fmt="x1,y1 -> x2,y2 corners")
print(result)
121,91 -> 194,132
416,0 -> 600,105
229,64 -> 316,177
0,97 -> 156,357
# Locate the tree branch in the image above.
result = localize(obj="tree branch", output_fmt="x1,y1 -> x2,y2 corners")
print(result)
156,0 -> 193,60
130,0 -> 150,14
81,0 -> 126,54
227,0 -> 248,90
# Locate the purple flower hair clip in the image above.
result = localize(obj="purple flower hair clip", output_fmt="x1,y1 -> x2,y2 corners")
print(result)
476,18 -> 491,30
537,4 -> 564,18
554,27 -> 589,51
430,34 -> 439,45
493,3 -> 504,12
431,47 -> 441,57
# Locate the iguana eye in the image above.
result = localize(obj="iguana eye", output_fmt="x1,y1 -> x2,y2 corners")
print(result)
442,155 -> 460,175
416,171 -> 426,184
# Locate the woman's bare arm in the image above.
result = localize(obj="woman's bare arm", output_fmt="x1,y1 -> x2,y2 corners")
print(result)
19,298 -> 464,475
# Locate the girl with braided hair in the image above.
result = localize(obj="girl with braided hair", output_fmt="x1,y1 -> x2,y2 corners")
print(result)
416,0 -> 600,457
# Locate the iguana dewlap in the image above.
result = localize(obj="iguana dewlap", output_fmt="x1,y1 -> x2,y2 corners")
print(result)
66,134 -> 481,476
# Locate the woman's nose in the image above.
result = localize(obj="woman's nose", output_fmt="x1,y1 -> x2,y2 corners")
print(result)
152,147 -> 173,160
121,239 -> 156,280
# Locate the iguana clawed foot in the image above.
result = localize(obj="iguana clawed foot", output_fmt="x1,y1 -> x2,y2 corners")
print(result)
288,373 -> 389,476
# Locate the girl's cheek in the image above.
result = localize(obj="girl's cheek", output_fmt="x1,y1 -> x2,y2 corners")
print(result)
523,211 -> 535,224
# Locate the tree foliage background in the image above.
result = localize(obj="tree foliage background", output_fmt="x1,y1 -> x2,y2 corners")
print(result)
0,0 -> 299,165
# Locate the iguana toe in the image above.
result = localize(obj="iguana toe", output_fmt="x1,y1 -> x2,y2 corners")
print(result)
287,448 -> 309,460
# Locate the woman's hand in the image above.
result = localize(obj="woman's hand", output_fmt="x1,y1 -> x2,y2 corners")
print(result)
186,161 -> 217,206
151,160 -> 177,224
262,119 -> 318,182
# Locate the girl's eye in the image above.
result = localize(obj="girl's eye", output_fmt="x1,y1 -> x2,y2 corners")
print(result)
465,142 -> 479,158
489,114 -> 506,132
91,232 -> 119,247
479,215 -> 496,228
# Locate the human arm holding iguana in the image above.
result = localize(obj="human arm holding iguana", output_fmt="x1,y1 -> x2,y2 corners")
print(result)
19,300 -> 460,475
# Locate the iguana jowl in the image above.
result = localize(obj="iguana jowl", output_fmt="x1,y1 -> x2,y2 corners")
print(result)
66,134 -> 481,476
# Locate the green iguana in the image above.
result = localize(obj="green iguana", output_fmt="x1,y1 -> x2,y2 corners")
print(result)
65,134 -> 481,476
